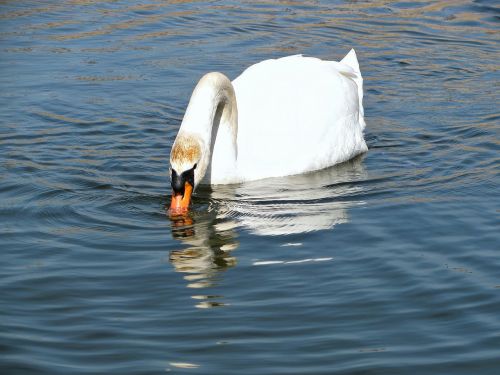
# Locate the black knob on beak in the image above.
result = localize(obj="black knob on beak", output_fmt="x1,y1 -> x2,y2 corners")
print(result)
171,169 -> 185,196
171,164 -> 196,196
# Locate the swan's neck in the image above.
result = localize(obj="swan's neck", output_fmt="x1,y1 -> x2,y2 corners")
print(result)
177,72 -> 238,184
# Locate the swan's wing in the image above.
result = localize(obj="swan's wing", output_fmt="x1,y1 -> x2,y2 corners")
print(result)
231,51 -> 367,181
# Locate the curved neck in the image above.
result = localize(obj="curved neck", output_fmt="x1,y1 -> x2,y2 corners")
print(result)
178,72 -> 238,184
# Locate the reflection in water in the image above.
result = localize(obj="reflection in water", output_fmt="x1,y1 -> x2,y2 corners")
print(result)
168,156 -> 366,306
169,211 -> 238,287
212,155 -> 367,236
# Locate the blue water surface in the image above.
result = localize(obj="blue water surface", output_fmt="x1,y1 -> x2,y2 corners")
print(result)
1,1 -> 499,374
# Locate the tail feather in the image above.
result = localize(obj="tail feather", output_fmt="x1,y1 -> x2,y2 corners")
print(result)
340,49 -> 360,73
340,49 -> 365,130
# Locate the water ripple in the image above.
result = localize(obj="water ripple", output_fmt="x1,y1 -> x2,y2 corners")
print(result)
1,0 -> 499,374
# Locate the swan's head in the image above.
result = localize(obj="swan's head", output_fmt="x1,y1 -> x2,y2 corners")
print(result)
169,133 -> 206,213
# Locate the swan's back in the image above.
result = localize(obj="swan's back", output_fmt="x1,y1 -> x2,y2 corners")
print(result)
232,50 -> 367,182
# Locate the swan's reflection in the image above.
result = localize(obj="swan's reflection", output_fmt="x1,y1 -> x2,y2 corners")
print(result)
169,211 -> 238,291
211,155 -> 367,236
168,156 -> 367,306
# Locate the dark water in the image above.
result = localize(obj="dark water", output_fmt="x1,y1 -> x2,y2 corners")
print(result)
1,1 -> 499,374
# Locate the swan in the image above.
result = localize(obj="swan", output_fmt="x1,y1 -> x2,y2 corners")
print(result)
170,49 -> 368,211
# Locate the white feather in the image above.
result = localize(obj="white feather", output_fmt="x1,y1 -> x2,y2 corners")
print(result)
170,49 -> 368,186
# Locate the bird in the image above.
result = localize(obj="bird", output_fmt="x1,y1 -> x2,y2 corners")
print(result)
169,49 -> 368,212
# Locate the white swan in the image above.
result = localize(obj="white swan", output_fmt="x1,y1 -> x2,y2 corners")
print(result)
170,49 -> 368,211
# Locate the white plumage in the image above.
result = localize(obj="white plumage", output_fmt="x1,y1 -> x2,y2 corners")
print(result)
170,49 -> 368,188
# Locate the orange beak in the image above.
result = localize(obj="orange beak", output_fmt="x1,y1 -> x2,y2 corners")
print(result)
170,181 -> 193,213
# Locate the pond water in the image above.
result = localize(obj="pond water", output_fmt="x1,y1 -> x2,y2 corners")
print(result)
1,1 -> 499,374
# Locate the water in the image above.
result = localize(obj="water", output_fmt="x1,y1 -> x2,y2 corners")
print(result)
1,1 -> 499,373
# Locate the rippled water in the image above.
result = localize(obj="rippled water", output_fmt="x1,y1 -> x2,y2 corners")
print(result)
1,1 -> 499,374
